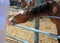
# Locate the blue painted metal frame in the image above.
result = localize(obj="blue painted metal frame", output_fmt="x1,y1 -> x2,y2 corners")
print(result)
34,18 -> 39,43
45,16 -> 60,19
15,24 -> 60,39
7,16 -> 60,43
7,34 -> 29,43
35,0 -> 42,6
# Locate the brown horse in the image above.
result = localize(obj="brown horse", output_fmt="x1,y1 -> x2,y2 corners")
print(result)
7,0 -> 60,43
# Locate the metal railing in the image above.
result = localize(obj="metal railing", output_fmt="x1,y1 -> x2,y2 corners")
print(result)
7,16 -> 60,43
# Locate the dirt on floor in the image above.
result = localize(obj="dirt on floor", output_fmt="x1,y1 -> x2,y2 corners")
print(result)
7,6 -> 58,43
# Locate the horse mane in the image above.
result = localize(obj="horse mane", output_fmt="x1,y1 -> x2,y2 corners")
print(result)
30,1 -> 53,16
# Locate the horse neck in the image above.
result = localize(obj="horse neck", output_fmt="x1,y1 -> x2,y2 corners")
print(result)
30,2 -> 52,16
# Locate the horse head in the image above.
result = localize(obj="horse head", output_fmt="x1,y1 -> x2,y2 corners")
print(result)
8,0 -> 59,26
8,7 -> 32,25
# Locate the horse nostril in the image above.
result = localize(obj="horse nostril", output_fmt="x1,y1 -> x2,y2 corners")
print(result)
11,19 -> 16,25
9,17 -> 16,25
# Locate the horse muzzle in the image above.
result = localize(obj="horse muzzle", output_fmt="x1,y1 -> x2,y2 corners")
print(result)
9,17 -> 16,26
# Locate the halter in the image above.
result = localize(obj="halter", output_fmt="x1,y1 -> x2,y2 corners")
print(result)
18,10 -> 24,14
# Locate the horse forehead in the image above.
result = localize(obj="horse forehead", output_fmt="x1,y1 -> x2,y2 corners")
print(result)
18,10 -> 25,14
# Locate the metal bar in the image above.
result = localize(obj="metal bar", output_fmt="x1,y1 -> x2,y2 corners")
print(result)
15,24 -> 60,39
7,34 -> 29,43
34,18 -> 39,43
45,16 -> 60,19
